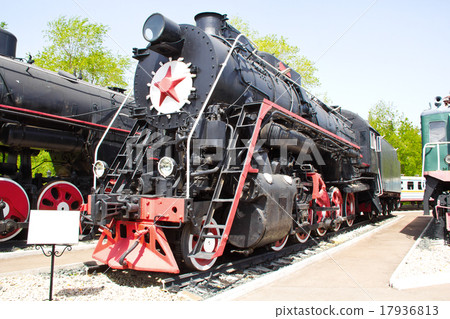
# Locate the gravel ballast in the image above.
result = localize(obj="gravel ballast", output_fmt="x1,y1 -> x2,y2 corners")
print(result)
0,267 -> 184,301
390,217 -> 450,289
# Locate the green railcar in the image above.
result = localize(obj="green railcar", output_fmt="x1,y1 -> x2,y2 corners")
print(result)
421,97 -> 450,244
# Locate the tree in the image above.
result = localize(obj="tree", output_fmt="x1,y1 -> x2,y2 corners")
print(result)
368,101 -> 422,176
34,16 -> 130,88
0,21 -> 7,29
230,17 -> 320,89
31,151 -> 56,177
0,150 -> 55,178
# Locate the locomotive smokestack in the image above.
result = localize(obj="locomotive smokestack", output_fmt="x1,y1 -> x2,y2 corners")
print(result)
0,29 -> 17,58
194,12 -> 226,36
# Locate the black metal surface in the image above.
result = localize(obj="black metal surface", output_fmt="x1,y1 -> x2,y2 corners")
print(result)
143,13 -> 181,44
228,174 -> 296,249
0,55 -> 133,130
35,244 -> 72,301
1,124 -> 85,152
0,29 -> 17,58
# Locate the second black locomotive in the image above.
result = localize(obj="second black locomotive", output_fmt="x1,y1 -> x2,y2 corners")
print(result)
0,28 -> 134,241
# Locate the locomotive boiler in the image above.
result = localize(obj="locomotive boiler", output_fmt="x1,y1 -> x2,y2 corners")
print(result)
86,12 -> 400,273
0,28 -> 135,241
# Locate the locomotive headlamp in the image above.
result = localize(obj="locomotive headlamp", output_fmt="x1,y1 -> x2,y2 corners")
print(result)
445,154 -> 450,165
158,156 -> 176,178
143,13 -> 181,44
93,160 -> 109,179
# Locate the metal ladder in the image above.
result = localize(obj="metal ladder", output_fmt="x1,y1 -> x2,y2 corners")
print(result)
104,120 -> 152,193
190,102 -> 267,260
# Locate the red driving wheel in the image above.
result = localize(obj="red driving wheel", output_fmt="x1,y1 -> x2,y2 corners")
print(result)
329,187 -> 343,231
0,178 -> 30,241
181,216 -> 220,271
271,234 -> 289,251
345,193 -> 356,227
314,178 -> 331,237
294,207 -> 313,243
37,181 -> 83,211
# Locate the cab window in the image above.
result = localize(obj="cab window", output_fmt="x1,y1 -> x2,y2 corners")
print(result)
370,131 -> 377,150
429,121 -> 447,143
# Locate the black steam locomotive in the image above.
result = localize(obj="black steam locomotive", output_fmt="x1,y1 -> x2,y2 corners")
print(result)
86,12 -> 401,273
0,28 -> 134,241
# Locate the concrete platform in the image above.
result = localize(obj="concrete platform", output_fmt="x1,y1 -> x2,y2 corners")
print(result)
213,211 -> 450,301
0,244 -> 97,274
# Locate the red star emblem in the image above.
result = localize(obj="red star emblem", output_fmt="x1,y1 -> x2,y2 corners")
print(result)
154,66 -> 186,106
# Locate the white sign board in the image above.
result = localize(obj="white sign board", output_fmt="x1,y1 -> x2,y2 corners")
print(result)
27,210 -> 80,245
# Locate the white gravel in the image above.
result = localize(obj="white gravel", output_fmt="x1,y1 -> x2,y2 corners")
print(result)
390,218 -> 450,289
0,267 -> 184,301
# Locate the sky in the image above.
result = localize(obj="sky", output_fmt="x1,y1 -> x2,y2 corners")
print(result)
2,0 -> 449,126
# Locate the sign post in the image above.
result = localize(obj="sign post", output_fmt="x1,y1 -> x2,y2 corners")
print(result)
27,210 -> 80,301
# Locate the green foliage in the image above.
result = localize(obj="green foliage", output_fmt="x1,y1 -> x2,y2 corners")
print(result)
31,150 -> 56,177
0,21 -> 7,29
34,16 -> 130,88
229,17 -> 320,89
368,101 -> 422,176
0,151 -> 55,177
